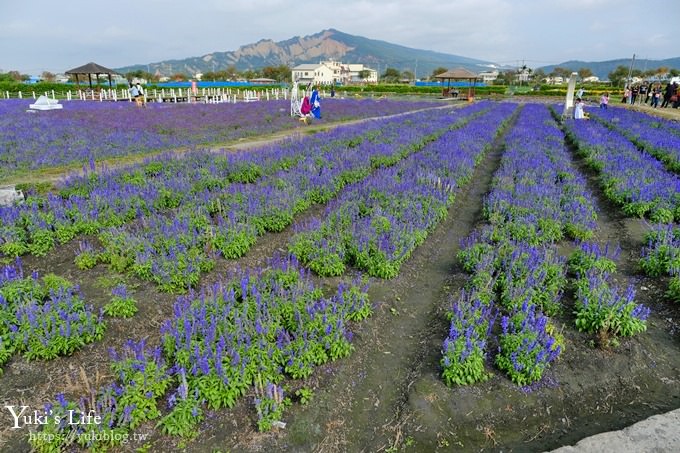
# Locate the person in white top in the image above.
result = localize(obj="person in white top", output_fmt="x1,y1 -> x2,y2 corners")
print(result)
574,97 -> 585,119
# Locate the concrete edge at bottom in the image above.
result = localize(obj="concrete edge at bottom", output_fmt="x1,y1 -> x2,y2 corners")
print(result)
547,408 -> 680,453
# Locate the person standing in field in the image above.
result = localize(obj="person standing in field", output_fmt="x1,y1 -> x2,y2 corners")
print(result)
651,86 -> 661,108
599,92 -> 609,110
639,83 -> 648,104
631,85 -> 639,104
574,97 -> 586,119
661,82 -> 673,108
310,86 -> 321,119
135,82 -> 146,107
622,86 -> 630,103
128,82 -> 140,106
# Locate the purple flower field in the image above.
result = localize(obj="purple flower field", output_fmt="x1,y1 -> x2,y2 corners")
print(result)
0,98 -> 437,179
0,100 -> 677,452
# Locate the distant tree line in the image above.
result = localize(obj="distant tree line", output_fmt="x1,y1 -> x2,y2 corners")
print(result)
0,65 -> 294,85
2,62 -> 679,88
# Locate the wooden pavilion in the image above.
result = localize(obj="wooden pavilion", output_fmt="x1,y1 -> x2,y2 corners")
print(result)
65,62 -> 121,90
434,68 -> 481,100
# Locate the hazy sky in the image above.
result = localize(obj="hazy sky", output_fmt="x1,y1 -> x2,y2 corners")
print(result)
0,0 -> 675,75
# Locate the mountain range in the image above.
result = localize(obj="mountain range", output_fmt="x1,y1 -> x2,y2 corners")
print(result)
537,58 -> 680,80
115,29 -> 503,78
115,29 -> 680,80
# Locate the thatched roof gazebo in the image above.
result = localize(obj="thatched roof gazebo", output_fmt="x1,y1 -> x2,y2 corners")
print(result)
434,67 -> 480,100
65,62 -> 120,89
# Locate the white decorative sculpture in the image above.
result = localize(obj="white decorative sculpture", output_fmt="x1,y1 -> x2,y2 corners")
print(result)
290,80 -> 302,117
562,72 -> 578,118
0,187 -> 24,206
29,95 -> 63,111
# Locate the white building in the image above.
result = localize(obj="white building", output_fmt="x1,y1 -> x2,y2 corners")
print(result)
516,68 -> 532,84
583,76 -> 600,83
544,76 -> 565,85
292,61 -> 377,85
478,70 -> 499,83
292,63 -> 334,85
347,64 -> 378,83
320,60 -> 350,83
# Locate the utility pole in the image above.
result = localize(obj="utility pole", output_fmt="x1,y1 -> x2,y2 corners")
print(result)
626,54 -> 636,88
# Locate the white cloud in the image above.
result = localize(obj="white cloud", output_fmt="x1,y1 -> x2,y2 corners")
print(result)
0,0 -> 677,74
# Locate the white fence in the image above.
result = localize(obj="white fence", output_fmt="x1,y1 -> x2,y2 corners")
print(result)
3,87 -> 289,104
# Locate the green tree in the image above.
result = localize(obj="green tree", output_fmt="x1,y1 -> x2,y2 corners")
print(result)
261,65 -> 290,82
550,67 -> 572,79
7,70 -> 27,81
125,69 -> 155,82
431,67 -> 448,79
201,71 -> 218,81
577,67 -> 593,79
242,69 -> 260,80
607,65 -> 628,86
495,70 -> 515,85
41,71 -> 56,82
532,69 -> 546,83
401,70 -> 414,82
381,67 -> 401,83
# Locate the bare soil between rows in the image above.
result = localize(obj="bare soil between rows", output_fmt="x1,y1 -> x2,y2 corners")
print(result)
1,103 -> 679,453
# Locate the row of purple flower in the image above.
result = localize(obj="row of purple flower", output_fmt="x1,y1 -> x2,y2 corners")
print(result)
589,107 -> 680,173
20,102 -> 516,449
442,104 -> 649,387
28,256 -> 372,451
289,102 -> 517,278
562,109 -> 680,223
0,98 -> 436,179
562,106 -> 680,305
1,106 -> 467,292
84,106 -> 477,293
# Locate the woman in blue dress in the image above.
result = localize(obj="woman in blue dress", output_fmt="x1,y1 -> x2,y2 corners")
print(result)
310,86 -> 321,119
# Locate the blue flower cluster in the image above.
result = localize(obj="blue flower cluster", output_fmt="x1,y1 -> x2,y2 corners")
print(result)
640,223 -> 680,302
569,241 -> 650,339
0,259 -> 104,374
32,256 -> 371,451
441,289 -> 495,386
